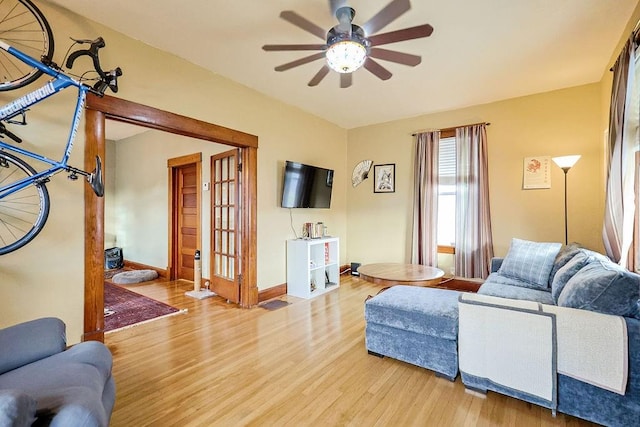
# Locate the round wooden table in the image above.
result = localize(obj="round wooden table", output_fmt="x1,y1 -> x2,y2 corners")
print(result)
358,263 -> 445,287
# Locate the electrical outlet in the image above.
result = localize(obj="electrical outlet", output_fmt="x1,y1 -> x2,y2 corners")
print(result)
203,182 -> 210,191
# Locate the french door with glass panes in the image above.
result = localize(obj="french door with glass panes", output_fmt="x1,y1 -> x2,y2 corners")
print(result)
210,149 -> 240,303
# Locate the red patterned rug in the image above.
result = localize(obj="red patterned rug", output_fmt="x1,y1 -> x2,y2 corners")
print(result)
104,282 -> 185,332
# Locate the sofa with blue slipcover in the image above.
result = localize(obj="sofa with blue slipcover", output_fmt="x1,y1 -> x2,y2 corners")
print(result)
364,238 -> 640,427
0,317 -> 115,427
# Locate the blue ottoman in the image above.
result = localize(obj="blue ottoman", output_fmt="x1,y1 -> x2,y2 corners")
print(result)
364,285 -> 461,380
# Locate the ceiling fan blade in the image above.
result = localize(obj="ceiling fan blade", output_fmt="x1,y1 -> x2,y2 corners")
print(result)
275,52 -> 326,72
308,66 -> 330,86
364,58 -> 392,81
363,0 -> 411,35
280,11 -> 327,40
263,44 -> 326,51
340,73 -> 352,88
369,48 -> 421,66
369,24 -> 434,46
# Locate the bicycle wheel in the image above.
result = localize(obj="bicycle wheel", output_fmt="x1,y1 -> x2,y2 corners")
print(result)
0,0 -> 54,91
0,151 -> 50,255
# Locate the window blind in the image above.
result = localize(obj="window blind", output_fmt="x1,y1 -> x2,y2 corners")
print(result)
439,136 -> 456,186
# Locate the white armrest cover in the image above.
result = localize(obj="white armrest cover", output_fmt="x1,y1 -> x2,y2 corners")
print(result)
542,304 -> 628,394
458,294 -> 556,407
458,293 -> 629,399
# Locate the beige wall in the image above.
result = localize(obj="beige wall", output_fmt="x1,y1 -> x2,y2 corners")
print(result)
108,130 -> 230,274
1,0 -> 638,342
109,126 -> 348,283
345,0 -> 640,272
346,83 -> 604,269
105,140 -> 117,248
0,3 -> 347,342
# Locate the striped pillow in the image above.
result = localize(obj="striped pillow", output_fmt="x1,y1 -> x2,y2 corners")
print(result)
498,238 -> 562,290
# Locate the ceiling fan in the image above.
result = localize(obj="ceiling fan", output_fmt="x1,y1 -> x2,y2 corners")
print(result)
262,0 -> 434,88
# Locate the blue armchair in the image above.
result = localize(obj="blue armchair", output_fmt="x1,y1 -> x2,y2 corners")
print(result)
0,318 -> 115,426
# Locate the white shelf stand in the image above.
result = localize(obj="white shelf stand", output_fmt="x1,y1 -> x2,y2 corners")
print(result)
287,237 -> 340,299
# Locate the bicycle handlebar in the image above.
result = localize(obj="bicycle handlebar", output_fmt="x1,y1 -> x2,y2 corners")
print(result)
65,37 -> 122,95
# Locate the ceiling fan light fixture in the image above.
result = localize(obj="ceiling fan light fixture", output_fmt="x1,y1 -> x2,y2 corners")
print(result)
326,39 -> 367,73
264,1 -> 434,87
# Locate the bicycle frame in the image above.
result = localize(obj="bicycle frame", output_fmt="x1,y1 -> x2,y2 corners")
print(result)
0,39 -> 90,200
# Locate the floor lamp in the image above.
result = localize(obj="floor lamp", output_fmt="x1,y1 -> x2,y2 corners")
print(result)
552,155 -> 581,245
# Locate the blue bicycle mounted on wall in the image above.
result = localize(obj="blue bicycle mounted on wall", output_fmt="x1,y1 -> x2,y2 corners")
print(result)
0,0 -> 122,255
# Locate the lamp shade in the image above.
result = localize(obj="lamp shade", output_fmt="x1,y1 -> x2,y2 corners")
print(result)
326,40 -> 367,73
552,155 -> 581,170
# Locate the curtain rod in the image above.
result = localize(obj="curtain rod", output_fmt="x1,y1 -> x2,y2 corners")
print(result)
606,20 -> 640,73
411,121 -> 491,136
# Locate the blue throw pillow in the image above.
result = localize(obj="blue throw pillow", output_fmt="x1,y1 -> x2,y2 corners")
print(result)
557,259 -> 640,317
551,250 -> 590,303
548,243 -> 582,282
498,238 -> 562,290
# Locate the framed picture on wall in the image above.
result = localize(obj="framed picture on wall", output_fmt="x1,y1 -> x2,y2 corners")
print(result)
523,156 -> 551,189
374,164 -> 395,193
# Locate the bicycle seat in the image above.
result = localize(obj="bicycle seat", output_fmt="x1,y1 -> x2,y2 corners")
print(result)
88,155 -> 104,197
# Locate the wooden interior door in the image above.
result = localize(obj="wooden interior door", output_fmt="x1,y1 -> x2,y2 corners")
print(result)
210,149 -> 240,303
169,153 -> 202,281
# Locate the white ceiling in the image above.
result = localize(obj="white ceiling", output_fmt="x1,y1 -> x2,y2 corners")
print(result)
49,0 -> 638,129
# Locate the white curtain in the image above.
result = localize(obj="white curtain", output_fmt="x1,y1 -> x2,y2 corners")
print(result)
411,131 -> 440,266
455,124 -> 494,278
603,36 -> 638,268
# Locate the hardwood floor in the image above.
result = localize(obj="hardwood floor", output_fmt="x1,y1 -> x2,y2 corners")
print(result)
106,276 -> 594,426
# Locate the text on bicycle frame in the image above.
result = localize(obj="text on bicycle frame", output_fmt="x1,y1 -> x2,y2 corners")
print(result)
0,82 -> 56,119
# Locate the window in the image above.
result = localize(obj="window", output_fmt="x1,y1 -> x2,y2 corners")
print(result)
413,124 -> 492,275
437,131 -> 456,248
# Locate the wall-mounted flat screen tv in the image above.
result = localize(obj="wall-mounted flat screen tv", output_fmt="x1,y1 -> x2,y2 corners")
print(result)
281,160 -> 333,208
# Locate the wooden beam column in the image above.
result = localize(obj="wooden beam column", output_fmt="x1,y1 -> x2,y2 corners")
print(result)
83,107 -> 106,342
240,146 -> 258,308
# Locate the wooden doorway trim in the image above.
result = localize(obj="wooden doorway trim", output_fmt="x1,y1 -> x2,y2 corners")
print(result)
83,94 -> 258,342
